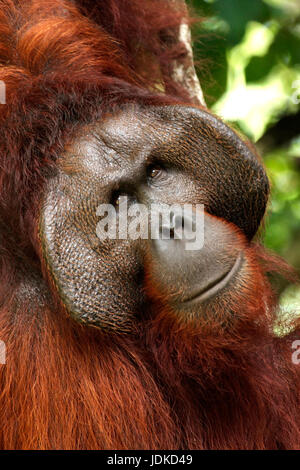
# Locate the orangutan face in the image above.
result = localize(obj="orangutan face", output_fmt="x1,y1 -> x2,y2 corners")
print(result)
39,104 -> 269,331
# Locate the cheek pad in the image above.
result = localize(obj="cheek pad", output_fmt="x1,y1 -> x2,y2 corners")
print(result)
39,172 -> 142,332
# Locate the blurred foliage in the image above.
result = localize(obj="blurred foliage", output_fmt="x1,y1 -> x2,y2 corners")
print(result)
190,0 -> 300,314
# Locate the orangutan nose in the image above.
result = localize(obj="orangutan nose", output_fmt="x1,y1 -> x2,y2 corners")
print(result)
151,211 -> 243,304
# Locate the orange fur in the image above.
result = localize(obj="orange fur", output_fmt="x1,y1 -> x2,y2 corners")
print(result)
0,244 -> 299,449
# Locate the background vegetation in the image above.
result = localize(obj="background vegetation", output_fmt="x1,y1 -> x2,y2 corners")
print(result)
191,0 -> 300,315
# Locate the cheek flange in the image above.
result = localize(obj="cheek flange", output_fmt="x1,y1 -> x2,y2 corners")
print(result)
39,175 -> 141,332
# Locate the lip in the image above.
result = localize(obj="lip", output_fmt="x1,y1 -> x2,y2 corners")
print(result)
183,252 -> 243,305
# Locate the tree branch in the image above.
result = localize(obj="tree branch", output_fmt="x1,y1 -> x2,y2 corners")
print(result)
171,0 -> 206,106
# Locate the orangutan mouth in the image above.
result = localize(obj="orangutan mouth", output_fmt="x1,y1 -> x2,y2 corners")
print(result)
184,252 -> 243,305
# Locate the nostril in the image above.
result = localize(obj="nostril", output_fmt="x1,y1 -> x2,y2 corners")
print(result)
173,213 -> 184,231
171,211 -> 196,240
160,225 -> 174,239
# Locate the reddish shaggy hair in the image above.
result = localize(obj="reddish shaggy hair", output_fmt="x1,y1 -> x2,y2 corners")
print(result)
0,0 -> 299,450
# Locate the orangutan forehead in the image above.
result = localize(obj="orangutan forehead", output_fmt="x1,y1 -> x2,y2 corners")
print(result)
65,107 -> 186,151
59,106 -> 191,174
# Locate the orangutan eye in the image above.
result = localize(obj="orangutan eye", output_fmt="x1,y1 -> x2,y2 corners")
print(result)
147,164 -> 166,182
111,191 -> 128,208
